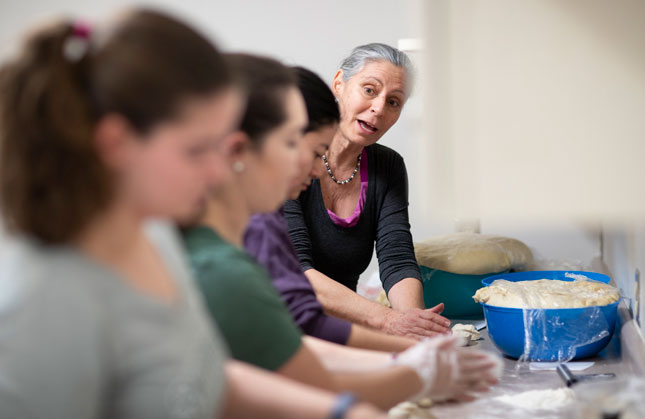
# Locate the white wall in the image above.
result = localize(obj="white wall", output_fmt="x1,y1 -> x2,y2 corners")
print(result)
603,221 -> 645,335
0,0 -> 424,79
0,1 -> 605,279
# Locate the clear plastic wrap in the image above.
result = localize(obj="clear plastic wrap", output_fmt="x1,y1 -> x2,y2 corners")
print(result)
518,305 -> 612,363
514,274 -> 617,362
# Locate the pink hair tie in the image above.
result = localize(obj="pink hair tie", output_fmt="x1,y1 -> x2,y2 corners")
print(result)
64,20 -> 92,62
72,21 -> 92,40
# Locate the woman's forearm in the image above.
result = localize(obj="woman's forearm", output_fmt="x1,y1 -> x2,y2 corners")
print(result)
304,268 -> 391,330
347,324 -> 416,352
386,277 -> 425,310
272,337 -> 420,410
333,366 -> 423,410
303,335 -> 392,373
222,361 -> 386,419
305,269 -> 451,338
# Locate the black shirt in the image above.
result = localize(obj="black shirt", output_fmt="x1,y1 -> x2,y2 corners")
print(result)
284,143 -> 422,294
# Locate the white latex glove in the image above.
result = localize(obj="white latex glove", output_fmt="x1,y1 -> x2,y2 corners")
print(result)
392,335 -> 502,402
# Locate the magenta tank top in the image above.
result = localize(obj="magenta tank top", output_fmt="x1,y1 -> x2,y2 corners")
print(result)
326,148 -> 368,228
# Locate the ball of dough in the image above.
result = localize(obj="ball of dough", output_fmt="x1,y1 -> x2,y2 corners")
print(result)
415,233 -> 533,275
452,323 -> 481,346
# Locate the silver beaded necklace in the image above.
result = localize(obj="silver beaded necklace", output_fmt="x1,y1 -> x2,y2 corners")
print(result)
322,153 -> 362,185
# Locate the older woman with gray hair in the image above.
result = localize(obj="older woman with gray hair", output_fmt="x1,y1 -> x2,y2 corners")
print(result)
285,43 -> 451,340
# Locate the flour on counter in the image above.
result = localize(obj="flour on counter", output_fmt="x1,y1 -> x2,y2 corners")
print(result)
494,388 -> 575,410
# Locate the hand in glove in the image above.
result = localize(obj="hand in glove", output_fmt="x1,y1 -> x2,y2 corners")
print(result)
392,335 -> 502,402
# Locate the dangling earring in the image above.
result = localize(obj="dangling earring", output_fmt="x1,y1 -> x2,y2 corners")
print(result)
232,161 -> 245,173
334,97 -> 339,103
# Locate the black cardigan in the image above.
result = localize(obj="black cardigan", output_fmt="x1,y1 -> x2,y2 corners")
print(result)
284,143 -> 422,294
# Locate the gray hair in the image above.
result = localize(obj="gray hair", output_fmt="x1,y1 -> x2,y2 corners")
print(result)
339,43 -> 414,95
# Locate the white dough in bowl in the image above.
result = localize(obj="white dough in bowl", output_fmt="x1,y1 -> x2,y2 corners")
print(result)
473,278 -> 619,309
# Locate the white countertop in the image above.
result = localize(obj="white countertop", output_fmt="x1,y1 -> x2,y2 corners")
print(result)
428,314 -> 633,419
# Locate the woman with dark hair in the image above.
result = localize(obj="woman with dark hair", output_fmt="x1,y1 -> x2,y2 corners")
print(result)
285,43 -> 451,340
244,66 -> 419,352
183,54 -> 500,411
0,10 -> 386,419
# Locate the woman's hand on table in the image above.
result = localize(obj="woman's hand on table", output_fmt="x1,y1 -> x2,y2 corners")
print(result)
382,303 -> 452,339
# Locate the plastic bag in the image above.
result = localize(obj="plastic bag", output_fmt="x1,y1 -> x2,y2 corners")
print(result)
518,305 -> 612,363
515,273 -> 617,363
356,270 -> 384,301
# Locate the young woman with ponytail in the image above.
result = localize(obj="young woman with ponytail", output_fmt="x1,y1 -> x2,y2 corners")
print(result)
0,9 -> 385,419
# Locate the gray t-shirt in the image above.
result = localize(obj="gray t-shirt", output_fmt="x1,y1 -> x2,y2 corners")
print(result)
0,221 -> 227,419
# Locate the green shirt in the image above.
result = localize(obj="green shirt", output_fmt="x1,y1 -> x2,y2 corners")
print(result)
183,225 -> 302,371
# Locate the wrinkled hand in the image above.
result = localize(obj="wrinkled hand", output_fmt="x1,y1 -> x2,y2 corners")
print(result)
392,335 -> 501,402
383,303 -> 451,339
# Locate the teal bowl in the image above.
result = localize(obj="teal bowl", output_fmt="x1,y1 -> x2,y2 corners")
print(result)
420,265 -> 509,319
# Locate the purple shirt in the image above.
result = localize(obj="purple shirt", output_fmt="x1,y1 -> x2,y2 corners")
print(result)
244,208 -> 352,345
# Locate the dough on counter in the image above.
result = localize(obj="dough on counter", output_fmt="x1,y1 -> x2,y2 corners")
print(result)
452,323 -> 481,346
414,233 -> 533,275
473,278 -> 619,309
388,400 -> 436,419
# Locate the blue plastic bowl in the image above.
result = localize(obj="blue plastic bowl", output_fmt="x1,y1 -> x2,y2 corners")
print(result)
420,265 -> 508,319
480,271 -> 619,361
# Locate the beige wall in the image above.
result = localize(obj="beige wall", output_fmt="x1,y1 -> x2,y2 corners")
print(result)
422,0 -> 645,221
